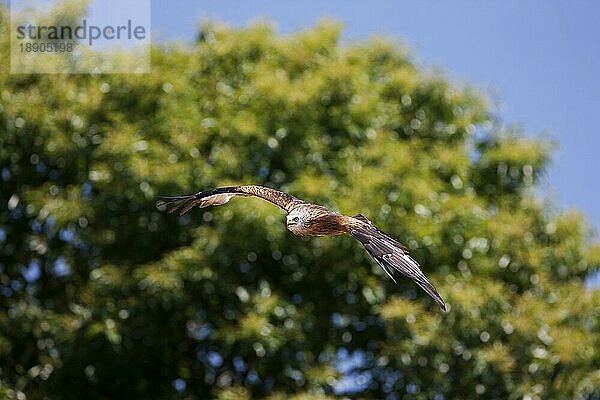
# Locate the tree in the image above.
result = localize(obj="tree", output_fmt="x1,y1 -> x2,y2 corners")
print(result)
1,6 -> 598,399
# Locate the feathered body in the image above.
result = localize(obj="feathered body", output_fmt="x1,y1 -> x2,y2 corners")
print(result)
158,185 -> 447,311
285,204 -> 348,236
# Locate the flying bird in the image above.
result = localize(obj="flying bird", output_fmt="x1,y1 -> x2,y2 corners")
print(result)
158,185 -> 446,311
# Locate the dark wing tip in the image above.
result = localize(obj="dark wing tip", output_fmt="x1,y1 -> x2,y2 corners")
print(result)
411,275 -> 447,312
156,194 -> 198,215
437,298 -> 448,312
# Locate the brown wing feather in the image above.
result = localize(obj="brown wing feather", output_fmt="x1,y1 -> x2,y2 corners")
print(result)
348,217 -> 447,311
157,185 -> 305,216
236,185 -> 304,211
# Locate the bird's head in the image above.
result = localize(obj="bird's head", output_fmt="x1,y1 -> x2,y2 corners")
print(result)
286,209 -> 308,235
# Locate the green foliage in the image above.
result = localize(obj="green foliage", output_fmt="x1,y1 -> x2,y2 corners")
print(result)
1,7 -> 599,400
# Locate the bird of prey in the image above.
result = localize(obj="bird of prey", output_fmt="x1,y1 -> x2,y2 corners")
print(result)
158,185 -> 446,311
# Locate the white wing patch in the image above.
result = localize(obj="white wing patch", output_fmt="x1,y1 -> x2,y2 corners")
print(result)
199,193 -> 236,208
169,193 -> 242,215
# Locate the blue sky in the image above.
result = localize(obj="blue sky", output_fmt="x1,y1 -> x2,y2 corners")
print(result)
149,0 -> 600,236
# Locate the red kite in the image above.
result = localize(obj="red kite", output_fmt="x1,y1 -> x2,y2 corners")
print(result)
158,185 -> 446,311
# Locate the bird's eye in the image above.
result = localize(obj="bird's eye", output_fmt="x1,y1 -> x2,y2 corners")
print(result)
293,216 -> 299,222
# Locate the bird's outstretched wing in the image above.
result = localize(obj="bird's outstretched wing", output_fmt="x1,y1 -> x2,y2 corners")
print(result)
348,214 -> 447,311
157,185 -> 305,215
